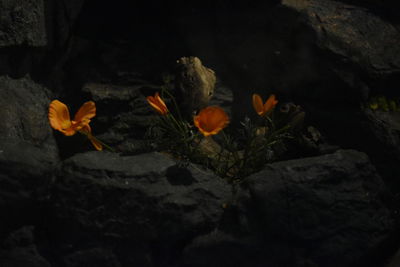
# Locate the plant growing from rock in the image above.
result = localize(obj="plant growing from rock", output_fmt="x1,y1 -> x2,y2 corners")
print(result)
146,87 -> 291,184
48,100 -> 114,151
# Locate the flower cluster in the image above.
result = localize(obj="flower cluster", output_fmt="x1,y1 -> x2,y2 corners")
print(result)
147,92 -> 230,137
47,87 -> 285,181
146,89 -> 283,181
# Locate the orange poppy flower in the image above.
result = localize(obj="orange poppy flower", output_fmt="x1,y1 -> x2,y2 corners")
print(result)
48,100 -> 102,151
252,94 -> 278,116
147,92 -> 168,115
194,106 -> 229,136
48,100 -> 96,136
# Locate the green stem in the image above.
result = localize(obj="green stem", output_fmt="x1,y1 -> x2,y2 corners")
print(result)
191,133 -> 202,154
161,87 -> 184,122
167,113 -> 185,134
221,130 -> 241,179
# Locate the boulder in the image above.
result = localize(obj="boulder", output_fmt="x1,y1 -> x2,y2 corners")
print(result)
49,151 -> 230,266
280,0 -> 400,100
0,75 -> 58,154
182,150 -> 394,267
0,75 -> 59,236
362,110 -> 400,162
359,109 -> 400,191
0,138 -> 58,237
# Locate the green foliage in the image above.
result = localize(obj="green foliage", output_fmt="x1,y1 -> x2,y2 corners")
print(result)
367,95 -> 400,112
146,87 -> 292,184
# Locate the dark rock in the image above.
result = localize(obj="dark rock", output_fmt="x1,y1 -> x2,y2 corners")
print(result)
362,109 -> 400,162
81,82 -> 158,153
0,226 -> 51,267
44,0 -> 86,49
0,75 -> 59,236
169,0 -> 400,123
241,149 -> 393,267
0,0 -> 47,77
387,247 -> 400,267
307,104 -> 400,193
0,75 -> 58,154
0,138 -> 58,237
50,151 -> 230,265
181,230 -> 267,267
0,0 -> 46,47
0,0 -> 87,79
209,86 -> 234,118
182,150 -> 394,267
359,109 -> 400,190
64,247 -> 121,267
333,0 -> 399,21
280,0 -> 400,99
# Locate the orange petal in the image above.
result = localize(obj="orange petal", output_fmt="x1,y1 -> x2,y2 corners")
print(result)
252,94 -> 265,116
48,100 -> 71,132
63,128 -> 77,136
264,94 -> 278,113
194,106 -> 229,136
155,93 -> 168,114
147,92 -> 168,115
73,101 -> 96,128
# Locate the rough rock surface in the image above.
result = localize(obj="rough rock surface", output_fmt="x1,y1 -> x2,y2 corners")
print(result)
48,151 -> 230,266
175,56 -> 216,115
44,0 -> 86,49
182,150 -> 394,267
281,0 -> 400,98
0,75 -> 58,159
0,138 -> 58,237
358,109 -> 400,193
82,82 -> 157,154
64,247 -> 121,267
0,0 -> 399,266
0,226 -> 51,267
0,0 -> 46,47
362,110 -> 400,162
0,75 -> 58,239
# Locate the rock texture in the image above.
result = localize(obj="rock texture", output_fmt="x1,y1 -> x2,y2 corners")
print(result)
358,109 -> 400,195
175,56 -> 217,115
0,226 -> 51,267
0,0 -> 46,47
362,110 -> 400,162
0,0 -> 399,266
0,75 -> 58,247
82,82 -> 157,154
46,151 -> 230,266
0,138 -> 58,238
281,0 -> 400,99
183,150 -> 394,267
0,75 -> 57,152
1,146 -> 391,267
